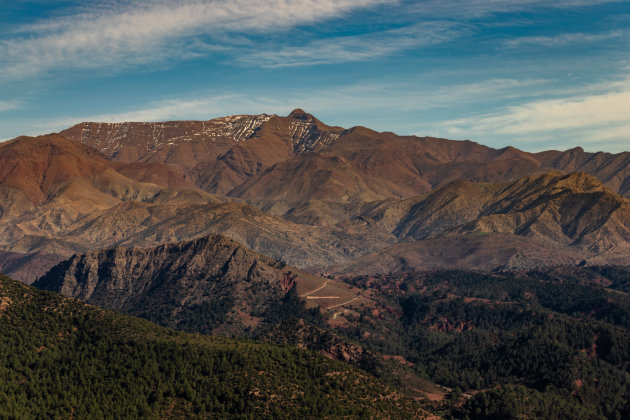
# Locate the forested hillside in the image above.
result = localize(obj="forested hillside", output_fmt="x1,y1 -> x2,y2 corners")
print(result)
0,274 -> 425,418
338,267 -> 630,419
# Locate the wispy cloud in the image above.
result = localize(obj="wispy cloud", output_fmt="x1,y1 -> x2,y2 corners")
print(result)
10,76 -> 544,137
73,95 -> 284,123
439,78 -> 630,151
0,0 -> 393,80
503,30 -> 624,48
427,78 -> 551,106
20,94 -> 288,136
4,0 -> 620,80
408,0 -> 622,19
5,74 -> 629,154
37,77 -> 548,130
0,101 -> 20,113
240,21 -> 467,68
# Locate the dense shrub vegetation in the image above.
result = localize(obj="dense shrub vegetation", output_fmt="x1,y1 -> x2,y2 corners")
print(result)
0,274 -> 422,418
9,262 -> 630,419
339,266 -> 630,419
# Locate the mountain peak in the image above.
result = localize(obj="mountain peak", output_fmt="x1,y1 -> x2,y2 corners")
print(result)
556,171 -> 609,194
289,108 -> 309,118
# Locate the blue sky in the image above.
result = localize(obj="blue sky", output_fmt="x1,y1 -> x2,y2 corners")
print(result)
1,0 -> 629,152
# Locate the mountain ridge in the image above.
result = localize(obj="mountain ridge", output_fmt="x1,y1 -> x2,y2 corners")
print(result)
34,233 -> 371,333
59,110 -> 630,201
2,110 -> 630,282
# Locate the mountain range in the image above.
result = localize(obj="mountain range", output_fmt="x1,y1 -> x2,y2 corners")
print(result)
1,110 -> 629,283
59,109 -> 630,201
2,109 -> 630,418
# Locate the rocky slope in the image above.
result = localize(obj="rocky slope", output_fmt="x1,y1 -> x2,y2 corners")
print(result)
387,171 -> 630,248
61,110 -> 630,205
61,109 -> 346,195
0,134 -> 224,281
330,233 -> 590,275
536,147 -> 630,197
3,111 -> 630,281
34,234 -> 370,334
0,134 -> 394,282
332,171 -> 630,274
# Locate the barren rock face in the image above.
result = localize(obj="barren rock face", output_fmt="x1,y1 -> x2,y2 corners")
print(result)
35,234 -> 288,334
34,233 -> 369,335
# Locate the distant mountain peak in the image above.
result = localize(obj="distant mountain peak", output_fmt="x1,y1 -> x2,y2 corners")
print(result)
555,171 -> 609,194
289,108 -> 308,118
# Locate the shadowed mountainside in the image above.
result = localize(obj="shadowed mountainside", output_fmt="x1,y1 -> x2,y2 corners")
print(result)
0,134 -> 395,282
34,234 -> 370,334
388,171 -> 630,250
333,171 -> 630,274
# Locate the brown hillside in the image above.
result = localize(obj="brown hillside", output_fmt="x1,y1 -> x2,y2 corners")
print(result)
330,233 -> 590,275
58,110 -> 630,231
385,172 -> 630,251
61,111 -> 345,196
3,111 -> 630,281
60,111 -> 630,211
337,171 -> 630,273
0,134 -> 397,283
0,134 -> 221,281
536,147 -> 630,196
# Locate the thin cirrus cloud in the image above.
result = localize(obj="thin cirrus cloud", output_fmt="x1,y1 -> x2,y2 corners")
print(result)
503,30 -> 624,48
440,78 -> 630,149
240,21 -> 468,68
286,78 -> 551,113
24,94 -> 287,137
35,77 -> 549,133
1,0 -> 623,80
71,95 -> 282,123
0,101 -> 20,113
7,74 -> 629,152
0,0 -> 394,79
408,0 -> 623,19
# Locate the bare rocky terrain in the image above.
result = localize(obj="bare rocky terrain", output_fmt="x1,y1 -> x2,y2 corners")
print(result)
1,110 -> 629,284
34,233 -> 370,334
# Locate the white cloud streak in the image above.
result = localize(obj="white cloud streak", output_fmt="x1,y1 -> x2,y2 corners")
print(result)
2,0 -> 624,80
241,21 -> 467,68
5,74 -> 629,153
439,78 -> 630,151
503,30 -> 624,48
0,101 -> 20,112
408,0 -> 623,19
4,0 -> 622,80
17,94 -> 288,137
71,95 -> 282,123
33,77 -> 548,132
0,0 -> 393,79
